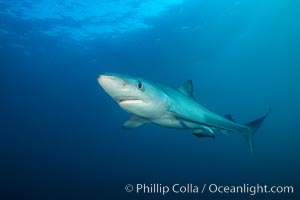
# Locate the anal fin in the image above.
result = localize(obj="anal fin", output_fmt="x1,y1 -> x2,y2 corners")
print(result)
193,129 -> 215,139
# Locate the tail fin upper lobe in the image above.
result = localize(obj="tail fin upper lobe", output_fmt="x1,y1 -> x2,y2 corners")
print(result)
244,108 -> 272,154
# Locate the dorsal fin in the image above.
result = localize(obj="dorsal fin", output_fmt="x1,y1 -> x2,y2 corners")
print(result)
178,80 -> 194,99
224,114 -> 236,122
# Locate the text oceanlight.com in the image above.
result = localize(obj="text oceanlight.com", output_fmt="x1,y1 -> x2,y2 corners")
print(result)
124,183 -> 294,196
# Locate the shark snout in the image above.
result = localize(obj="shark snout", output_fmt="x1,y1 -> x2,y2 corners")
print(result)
98,75 -> 106,85
98,74 -> 117,87
98,74 -> 126,97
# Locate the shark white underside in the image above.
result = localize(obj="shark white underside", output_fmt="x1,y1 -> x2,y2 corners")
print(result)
98,73 -> 271,154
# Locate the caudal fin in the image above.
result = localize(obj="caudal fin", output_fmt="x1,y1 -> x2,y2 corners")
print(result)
244,108 -> 272,154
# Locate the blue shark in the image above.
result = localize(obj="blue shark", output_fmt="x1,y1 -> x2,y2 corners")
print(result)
98,73 -> 271,154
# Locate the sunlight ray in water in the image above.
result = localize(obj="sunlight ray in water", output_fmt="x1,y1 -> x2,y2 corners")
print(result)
0,0 -> 183,40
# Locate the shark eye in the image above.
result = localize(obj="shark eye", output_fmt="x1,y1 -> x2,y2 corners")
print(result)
137,81 -> 143,90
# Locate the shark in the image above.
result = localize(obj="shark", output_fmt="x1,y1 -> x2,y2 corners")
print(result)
98,73 -> 271,154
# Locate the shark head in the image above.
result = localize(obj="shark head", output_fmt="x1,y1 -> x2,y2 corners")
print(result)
98,73 -> 168,118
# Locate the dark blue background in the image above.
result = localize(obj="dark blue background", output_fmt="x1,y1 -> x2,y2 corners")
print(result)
0,0 -> 299,199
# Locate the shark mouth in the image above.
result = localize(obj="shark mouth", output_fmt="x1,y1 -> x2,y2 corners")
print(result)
117,97 -> 142,104
119,99 -> 139,103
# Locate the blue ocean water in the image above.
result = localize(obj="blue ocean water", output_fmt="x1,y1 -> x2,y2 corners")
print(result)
0,0 -> 299,199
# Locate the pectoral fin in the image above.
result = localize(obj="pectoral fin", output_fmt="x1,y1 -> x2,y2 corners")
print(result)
122,115 -> 148,129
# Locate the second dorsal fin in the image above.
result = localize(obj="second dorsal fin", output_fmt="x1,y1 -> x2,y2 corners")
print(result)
224,114 -> 236,122
178,80 -> 194,99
